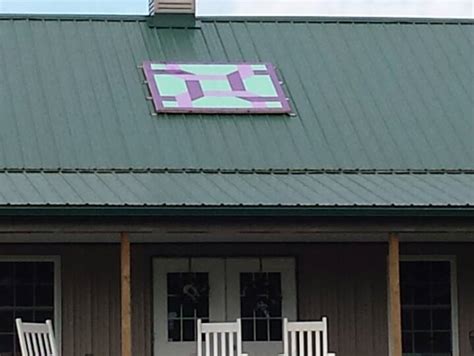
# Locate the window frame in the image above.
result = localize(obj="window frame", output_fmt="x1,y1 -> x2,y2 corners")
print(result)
0,255 -> 62,355
239,271 -> 284,342
166,271 -> 211,342
399,255 -> 459,356
152,258 -> 226,356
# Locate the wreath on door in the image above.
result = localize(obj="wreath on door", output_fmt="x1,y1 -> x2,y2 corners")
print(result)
180,274 -> 209,306
241,275 -> 281,317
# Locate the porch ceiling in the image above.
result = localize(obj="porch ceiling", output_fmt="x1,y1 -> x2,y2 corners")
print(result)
0,170 -> 473,215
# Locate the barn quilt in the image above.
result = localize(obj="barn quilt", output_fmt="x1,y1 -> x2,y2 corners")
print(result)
143,62 -> 291,114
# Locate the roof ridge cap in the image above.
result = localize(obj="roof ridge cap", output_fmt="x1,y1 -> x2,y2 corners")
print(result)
0,15 -> 472,25
199,16 -> 474,24
0,14 -> 148,22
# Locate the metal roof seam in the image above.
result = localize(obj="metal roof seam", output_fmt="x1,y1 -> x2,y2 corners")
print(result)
0,168 -> 473,175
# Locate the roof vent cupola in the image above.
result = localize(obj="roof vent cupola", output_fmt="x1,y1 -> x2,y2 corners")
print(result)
149,0 -> 195,14
148,0 -> 197,27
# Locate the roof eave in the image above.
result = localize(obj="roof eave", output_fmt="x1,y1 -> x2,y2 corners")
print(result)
0,206 -> 473,217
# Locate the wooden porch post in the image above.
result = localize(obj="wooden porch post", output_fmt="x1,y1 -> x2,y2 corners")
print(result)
388,232 -> 402,356
121,232 -> 132,356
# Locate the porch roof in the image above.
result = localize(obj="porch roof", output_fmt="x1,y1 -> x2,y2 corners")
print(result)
0,170 -> 472,215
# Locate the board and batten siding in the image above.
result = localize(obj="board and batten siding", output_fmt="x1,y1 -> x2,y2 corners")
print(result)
297,244 -> 389,355
1,242 -> 473,356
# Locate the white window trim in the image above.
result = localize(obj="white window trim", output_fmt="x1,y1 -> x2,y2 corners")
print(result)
0,255 -> 62,355
399,255 -> 459,356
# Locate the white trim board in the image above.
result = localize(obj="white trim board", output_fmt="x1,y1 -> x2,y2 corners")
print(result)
0,255 -> 62,356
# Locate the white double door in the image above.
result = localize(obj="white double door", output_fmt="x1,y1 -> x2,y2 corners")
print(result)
153,257 -> 296,356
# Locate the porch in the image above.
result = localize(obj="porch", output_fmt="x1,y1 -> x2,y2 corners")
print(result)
1,218 -> 473,356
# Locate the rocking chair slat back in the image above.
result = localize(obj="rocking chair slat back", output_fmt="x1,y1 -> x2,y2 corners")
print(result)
280,318 -> 336,356
15,319 -> 59,356
197,319 -> 248,356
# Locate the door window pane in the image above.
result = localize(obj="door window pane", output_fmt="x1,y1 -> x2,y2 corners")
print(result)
166,273 -> 209,342
401,260 -> 453,356
240,272 -> 283,342
0,261 -> 56,356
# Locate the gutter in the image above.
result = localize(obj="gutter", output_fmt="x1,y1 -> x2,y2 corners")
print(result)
0,206 -> 473,217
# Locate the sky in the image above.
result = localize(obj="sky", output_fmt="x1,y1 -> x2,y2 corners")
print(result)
0,0 -> 472,18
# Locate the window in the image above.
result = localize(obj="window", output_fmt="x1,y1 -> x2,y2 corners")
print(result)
143,62 -> 291,114
167,272 -> 209,342
240,272 -> 283,342
400,258 -> 458,356
0,258 -> 59,356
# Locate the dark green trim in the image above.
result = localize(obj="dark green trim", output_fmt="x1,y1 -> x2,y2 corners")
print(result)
0,206 -> 473,217
0,168 -> 472,174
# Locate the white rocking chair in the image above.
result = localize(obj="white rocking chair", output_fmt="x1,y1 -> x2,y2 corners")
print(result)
15,318 -> 59,356
280,317 -> 336,356
197,319 -> 248,356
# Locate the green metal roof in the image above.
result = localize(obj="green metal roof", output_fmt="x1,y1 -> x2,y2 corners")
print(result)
0,171 -> 472,216
0,16 -> 472,212
0,16 -> 472,171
